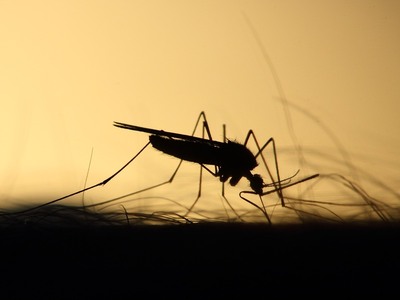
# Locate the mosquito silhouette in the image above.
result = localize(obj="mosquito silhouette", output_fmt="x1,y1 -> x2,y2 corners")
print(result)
111,112 -> 318,222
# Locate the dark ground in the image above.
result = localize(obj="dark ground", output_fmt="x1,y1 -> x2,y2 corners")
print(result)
1,221 -> 399,299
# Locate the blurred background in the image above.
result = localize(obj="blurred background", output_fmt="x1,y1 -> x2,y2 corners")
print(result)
0,0 -> 399,223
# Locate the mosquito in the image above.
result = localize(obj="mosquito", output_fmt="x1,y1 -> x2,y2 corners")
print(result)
112,111 -> 319,222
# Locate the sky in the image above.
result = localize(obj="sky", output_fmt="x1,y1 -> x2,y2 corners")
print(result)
0,0 -> 399,222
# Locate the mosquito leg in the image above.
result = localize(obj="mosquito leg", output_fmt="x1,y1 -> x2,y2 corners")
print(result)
243,131 -> 284,207
179,112 -> 240,220
183,112 -> 212,218
221,123 -> 244,220
9,141 -> 152,215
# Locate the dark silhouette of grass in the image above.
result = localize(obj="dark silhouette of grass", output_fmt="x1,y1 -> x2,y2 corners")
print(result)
2,166 -> 399,228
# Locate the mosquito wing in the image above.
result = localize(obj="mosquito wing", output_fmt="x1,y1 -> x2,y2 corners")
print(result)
113,121 -> 225,146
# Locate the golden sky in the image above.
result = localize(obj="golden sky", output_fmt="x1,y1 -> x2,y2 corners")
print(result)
1,0 -> 399,221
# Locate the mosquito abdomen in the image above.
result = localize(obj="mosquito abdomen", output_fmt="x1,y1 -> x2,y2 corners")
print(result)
149,135 -> 222,165
150,135 -> 258,178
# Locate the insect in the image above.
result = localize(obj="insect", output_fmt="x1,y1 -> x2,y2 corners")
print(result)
112,111 -> 319,222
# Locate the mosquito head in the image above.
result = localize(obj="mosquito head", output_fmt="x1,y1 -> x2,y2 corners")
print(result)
249,174 -> 264,195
